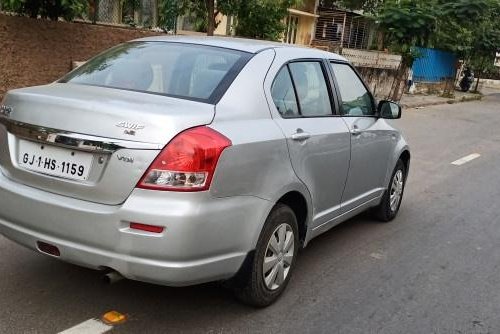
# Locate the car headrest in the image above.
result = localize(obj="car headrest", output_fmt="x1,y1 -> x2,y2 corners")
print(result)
208,62 -> 232,71
109,59 -> 154,91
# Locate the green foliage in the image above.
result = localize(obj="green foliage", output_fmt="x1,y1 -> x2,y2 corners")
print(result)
158,0 -> 185,31
374,0 -> 499,64
371,0 -> 499,96
375,0 -> 437,65
468,20 -> 500,75
61,0 -> 87,20
440,0 -> 493,21
185,0 -> 212,32
435,0 -> 500,74
433,0 -> 497,55
158,0 -> 213,32
121,0 -> 141,26
341,0 -> 381,13
318,0 -> 381,13
158,0 -> 299,40
0,0 -> 87,20
2,0 -> 23,12
218,0 -> 298,40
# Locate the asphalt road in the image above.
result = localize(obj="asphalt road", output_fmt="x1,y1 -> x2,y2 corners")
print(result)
1,91 -> 500,334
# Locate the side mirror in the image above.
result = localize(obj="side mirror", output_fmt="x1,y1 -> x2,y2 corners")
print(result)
378,100 -> 402,119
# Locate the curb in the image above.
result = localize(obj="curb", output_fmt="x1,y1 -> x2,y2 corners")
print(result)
401,95 -> 483,109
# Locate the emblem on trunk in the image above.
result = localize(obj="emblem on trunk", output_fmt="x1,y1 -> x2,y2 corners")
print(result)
117,155 -> 134,163
0,105 -> 13,117
116,121 -> 145,130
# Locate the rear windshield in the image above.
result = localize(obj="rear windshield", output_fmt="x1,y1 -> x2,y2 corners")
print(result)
60,41 -> 251,102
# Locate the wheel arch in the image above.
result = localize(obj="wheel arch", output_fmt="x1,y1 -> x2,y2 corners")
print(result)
399,149 -> 411,180
383,141 -> 411,188
251,183 -> 313,250
276,191 -> 309,246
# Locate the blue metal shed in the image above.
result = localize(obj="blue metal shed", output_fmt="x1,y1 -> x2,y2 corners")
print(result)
412,47 -> 457,82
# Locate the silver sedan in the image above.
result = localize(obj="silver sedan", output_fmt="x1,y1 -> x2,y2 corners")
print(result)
0,36 -> 409,306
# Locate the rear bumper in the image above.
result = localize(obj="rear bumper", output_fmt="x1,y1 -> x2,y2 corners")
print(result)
0,173 -> 271,286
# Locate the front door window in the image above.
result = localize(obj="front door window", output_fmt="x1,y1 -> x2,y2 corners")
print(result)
330,63 -> 374,116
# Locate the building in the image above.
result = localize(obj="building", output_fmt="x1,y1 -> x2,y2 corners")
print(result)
283,0 -> 320,45
94,0 -> 157,28
179,0 -> 320,46
89,0 -> 381,50
312,7 -> 375,52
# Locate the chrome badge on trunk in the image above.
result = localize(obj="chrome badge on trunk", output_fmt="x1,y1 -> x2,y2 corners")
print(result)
116,121 -> 145,136
0,105 -> 13,117
115,121 -> 145,130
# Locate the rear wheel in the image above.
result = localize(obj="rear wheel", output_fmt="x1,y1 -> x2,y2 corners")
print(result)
234,204 -> 299,307
373,159 -> 406,222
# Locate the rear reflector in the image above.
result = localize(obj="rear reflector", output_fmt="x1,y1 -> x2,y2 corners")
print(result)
129,222 -> 164,234
37,241 -> 60,257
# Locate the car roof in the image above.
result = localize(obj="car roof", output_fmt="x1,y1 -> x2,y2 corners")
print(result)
134,35 -> 347,61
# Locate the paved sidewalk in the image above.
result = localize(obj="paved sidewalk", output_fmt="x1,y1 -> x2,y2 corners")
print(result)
400,90 -> 483,109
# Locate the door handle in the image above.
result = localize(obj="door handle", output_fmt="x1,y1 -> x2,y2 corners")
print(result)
291,130 -> 311,141
350,125 -> 362,136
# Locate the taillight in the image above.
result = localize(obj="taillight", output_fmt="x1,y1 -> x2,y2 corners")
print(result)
137,126 -> 231,191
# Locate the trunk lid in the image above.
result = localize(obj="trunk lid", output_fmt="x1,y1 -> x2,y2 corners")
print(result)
0,83 -> 215,205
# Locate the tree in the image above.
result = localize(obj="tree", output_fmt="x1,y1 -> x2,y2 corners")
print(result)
159,0 -> 299,40
319,0 -> 381,13
433,0 -> 495,56
218,0 -> 299,40
469,21 -> 500,91
158,0 -> 219,33
0,0 -> 87,20
374,0 -> 438,100
320,0 -> 499,97
435,0 -> 500,91
206,0 -> 214,35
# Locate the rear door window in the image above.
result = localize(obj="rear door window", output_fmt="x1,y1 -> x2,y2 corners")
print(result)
271,61 -> 333,118
271,67 -> 300,118
288,62 -> 332,117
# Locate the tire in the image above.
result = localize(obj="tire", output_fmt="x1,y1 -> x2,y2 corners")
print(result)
233,203 -> 299,307
373,159 -> 406,222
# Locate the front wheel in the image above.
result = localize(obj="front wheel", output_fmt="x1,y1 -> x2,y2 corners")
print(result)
234,204 -> 299,307
373,159 -> 406,222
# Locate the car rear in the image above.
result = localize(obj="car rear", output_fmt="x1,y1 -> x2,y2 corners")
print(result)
0,41 -> 272,286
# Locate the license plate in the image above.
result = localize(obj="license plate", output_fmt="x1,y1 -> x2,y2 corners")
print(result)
18,140 -> 93,181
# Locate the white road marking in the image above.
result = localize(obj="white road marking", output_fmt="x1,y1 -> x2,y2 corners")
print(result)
58,319 -> 112,334
369,252 -> 385,260
451,153 -> 481,166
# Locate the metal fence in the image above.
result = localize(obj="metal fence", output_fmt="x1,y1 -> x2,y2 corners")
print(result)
314,8 -> 375,50
90,0 -> 158,28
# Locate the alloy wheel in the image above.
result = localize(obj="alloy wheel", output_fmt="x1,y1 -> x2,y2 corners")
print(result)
390,169 -> 404,212
262,223 -> 295,291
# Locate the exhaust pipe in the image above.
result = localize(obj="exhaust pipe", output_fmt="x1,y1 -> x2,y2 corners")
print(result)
103,271 -> 124,284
